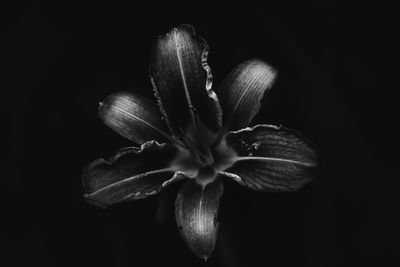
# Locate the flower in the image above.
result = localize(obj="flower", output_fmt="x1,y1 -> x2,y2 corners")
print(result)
82,24 -> 318,260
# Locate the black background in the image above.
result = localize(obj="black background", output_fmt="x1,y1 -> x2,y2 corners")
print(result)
4,1 -> 397,267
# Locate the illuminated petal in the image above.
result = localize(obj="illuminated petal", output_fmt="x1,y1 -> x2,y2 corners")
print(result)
222,124 -> 317,191
150,24 -> 222,141
82,141 -> 185,208
175,177 -> 223,260
217,59 -> 277,132
98,92 -> 170,144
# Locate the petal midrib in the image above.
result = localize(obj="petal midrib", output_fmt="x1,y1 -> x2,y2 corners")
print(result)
233,156 -> 316,167
173,28 -> 195,113
173,29 -> 214,165
85,167 -> 175,197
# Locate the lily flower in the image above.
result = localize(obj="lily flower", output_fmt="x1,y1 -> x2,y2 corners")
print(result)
82,24 -> 317,260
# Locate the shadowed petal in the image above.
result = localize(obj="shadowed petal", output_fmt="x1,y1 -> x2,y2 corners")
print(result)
82,141 -> 185,208
217,59 -> 277,132
221,124 -> 317,191
150,24 -> 222,141
98,92 -> 170,144
175,177 -> 223,260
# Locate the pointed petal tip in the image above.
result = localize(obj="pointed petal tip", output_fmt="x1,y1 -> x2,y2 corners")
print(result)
175,178 -> 223,260
156,24 -> 195,43
249,58 -> 278,71
246,58 -> 278,83
172,24 -> 195,34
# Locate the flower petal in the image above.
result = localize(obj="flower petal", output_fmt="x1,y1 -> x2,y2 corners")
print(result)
98,92 -> 170,144
175,177 -> 223,260
82,141 -> 185,208
150,24 -> 222,140
222,124 -> 317,191
217,59 -> 277,132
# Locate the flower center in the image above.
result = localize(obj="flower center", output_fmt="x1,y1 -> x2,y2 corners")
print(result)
195,166 -> 216,186
179,121 -> 216,167
171,132 -> 237,186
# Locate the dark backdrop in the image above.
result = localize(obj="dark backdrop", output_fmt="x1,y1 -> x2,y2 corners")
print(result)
4,1 -> 397,267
